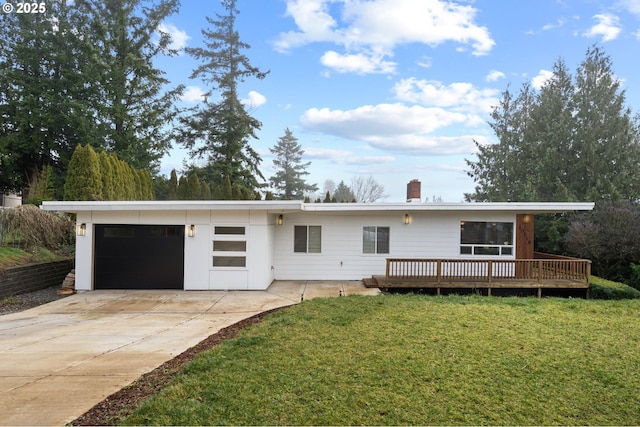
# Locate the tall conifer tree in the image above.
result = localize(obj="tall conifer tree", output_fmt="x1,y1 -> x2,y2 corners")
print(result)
269,128 -> 318,200
179,0 -> 268,197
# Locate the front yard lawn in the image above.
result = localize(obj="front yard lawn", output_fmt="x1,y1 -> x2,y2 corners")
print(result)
121,295 -> 640,426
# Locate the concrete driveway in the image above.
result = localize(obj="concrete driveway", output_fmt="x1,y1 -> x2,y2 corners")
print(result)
0,280 -> 379,426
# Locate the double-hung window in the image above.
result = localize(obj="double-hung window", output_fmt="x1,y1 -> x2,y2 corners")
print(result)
294,225 -> 321,253
363,226 -> 390,254
460,221 -> 513,256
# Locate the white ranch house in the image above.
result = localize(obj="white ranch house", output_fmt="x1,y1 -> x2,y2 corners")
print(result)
42,192 -> 594,293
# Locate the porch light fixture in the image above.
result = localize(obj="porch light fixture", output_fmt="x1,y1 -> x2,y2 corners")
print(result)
77,223 -> 87,237
277,214 -> 284,226
523,214 -> 531,223
404,214 -> 411,225
188,224 -> 196,237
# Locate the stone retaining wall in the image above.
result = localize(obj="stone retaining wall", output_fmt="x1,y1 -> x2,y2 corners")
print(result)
0,259 -> 74,298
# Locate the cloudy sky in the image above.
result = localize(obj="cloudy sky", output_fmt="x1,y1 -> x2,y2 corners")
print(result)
155,0 -> 640,202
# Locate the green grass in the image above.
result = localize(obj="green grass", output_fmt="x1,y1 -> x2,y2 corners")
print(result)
123,295 -> 640,426
0,245 -> 65,270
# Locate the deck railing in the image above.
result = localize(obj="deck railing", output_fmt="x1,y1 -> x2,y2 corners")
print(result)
385,255 -> 591,285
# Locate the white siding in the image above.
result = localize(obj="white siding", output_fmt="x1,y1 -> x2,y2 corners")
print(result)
273,211 -> 516,280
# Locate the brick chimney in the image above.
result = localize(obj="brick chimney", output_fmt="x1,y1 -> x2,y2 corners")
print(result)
406,179 -> 421,203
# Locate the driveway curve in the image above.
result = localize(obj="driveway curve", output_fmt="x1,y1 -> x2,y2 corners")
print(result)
0,281 -> 379,426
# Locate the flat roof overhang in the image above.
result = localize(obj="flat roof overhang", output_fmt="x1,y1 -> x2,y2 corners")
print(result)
41,200 -> 595,215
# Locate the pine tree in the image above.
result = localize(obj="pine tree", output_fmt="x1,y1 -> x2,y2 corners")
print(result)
179,0 -> 268,196
269,128 -> 318,200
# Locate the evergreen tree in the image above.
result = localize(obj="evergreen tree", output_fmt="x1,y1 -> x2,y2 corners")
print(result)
64,145 -> 103,200
25,165 -> 55,205
334,180 -> 355,202
0,2 -> 96,197
269,128 -> 318,200
168,169 -> 179,200
177,176 -> 189,200
109,155 -> 125,199
78,0 -> 183,172
466,46 -> 640,203
179,0 -> 268,196
323,191 -> 331,203
201,181 -> 212,199
187,173 -> 202,200
99,151 -> 115,200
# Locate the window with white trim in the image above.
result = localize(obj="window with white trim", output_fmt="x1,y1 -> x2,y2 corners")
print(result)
294,225 -> 321,253
460,221 -> 513,256
212,226 -> 246,267
363,226 -> 390,254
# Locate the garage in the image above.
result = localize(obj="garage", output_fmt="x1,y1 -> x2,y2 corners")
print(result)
94,224 -> 185,290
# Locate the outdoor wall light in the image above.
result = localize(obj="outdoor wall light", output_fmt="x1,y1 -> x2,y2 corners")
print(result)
77,223 -> 87,237
523,214 -> 531,223
277,214 -> 284,226
188,224 -> 196,237
404,214 -> 412,225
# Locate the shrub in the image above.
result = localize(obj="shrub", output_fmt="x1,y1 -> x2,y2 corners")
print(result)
0,205 -> 74,250
590,276 -> 640,300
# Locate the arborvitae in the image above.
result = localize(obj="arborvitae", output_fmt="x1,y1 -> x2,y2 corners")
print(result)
177,176 -> 189,200
201,181 -> 211,200
109,155 -> 124,199
168,169 -> 178,200
232,184 -> 244,200
222,176 -> 233,200
187,173 -> 202,200
323,191 -> 331,203
64,144 -> 103,200
264,191 -> 274,200
98,151 -> 115,200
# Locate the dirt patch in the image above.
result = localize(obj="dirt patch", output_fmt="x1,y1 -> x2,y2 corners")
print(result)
71,307 -> 284,426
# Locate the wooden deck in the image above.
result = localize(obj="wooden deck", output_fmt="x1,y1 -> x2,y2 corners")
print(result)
365,254 -> 591,297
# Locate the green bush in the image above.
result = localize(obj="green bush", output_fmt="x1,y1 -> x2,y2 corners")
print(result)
590,276 -> 640,300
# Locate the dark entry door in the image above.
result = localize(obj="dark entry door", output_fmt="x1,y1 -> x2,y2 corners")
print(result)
94,225 -> 184,289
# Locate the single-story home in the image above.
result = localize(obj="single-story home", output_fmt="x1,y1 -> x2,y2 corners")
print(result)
42,181 -> 594,292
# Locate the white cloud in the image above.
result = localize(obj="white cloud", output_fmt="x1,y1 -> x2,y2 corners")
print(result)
301,103 -> 484,156
180,86 -> 206,103
241,91 -> 267,108
542,18 -> 567,31
583,14 -> 622,42
618,0 -> 640,15
274,0 -> 495,74
392,78 -> 498,114
157,23 -> 190,53
531,69 -> 554,90
486,70 -> 505,83
320,50 -> 397,74
365,134 -> 487,155
305,147 -> 395,165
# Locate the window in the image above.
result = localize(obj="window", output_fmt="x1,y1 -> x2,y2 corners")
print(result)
460,221 -> 513,256
294,225 -> 321,253
212,226 -> 246,268
363,226 -> 390,254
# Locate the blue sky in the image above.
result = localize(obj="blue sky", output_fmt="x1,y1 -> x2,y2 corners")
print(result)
155,0 -> 640,202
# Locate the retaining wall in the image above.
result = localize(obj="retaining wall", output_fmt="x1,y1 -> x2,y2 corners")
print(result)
0,259 -> 74,298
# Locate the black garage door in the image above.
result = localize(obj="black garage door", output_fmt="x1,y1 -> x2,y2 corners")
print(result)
94,225 -> 184,289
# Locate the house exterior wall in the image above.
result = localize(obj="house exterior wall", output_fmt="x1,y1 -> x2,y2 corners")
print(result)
73,209 -> 276,291
273,211 -> 517,280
